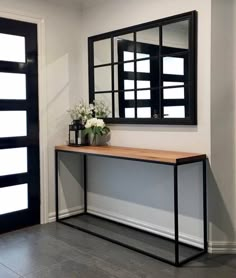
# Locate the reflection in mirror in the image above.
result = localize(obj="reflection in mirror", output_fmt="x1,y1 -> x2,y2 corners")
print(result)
125,107 -> 135,118
124,60 -> 134,72
162,20 -> 189,51
89,11 -> 197,124
94,39 -> 111,66
124,90 -> 134,100
114,93 -> 119,118
137,89 -> 151,100
137,55 -> 150,73
94,66 -> 111,92
137,107 -> 151,118
163,56 -> 184,75
94,93 -> 112,117
164,106 -> 185,118
114,33 -> 134,62
163,85 -> 185,99
136,27 -> 159,45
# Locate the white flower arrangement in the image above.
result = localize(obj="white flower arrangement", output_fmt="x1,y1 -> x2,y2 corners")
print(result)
93,100 -> 111,118
84,118 -> 110,144
68,100 -> 110,145
68,102 -> 93,124
68,100 -> 110,124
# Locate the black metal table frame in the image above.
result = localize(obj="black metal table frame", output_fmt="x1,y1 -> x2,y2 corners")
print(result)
55,149 -> 207,266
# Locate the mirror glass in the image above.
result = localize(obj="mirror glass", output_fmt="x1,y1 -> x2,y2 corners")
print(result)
94,39 -> 111,66
136,27 -> 159,46
94,66 -> 111,92
114,33 -> 134,63
89,11 -> 197,124
162,20 -> 189,51
94,93 -> 113,117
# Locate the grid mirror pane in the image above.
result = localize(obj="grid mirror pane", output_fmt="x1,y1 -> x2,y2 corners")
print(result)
0,111 -> 27,138
136,27 -> 159,45
0,33 -> 25,63
0,184 -> 28,215
94,39 -> 111,66
164,106 -> 185,118
114,33 -> 134,63
89,12 -> 196,123
163,57 -> 184,75
0,147 -> 27,176
94,93 -> 112,117
162,20 -> 189,50
95,66 -> 112,92
0,72 -> 26,99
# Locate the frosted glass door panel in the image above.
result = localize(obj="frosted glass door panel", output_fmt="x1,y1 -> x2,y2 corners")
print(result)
0,147 -> 27,176
163,57 -> 184,75
0,73 -> 26,99
137,60 -> 150,73
163,87 -> 185,99
124,80 -> 134,90
137,54 -> 150,73
137,107 -> 151,118
164,106 -> 185,118
125,108 -> 135,118
137,80 -> 150,89
0,33 -> 25,63
137,53 -> 150,59
137,90 -> 150,99
124,51 -> 134,61
163,81 -> 184,87
0,184 -> 28,215
124,62 -> 134,72
124,91 -> 134,100
0,111 -> 27,138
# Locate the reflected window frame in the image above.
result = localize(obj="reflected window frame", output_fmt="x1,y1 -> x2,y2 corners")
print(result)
88,10 -> 197,125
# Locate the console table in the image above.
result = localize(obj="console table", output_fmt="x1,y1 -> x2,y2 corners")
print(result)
55,145 -> 207,266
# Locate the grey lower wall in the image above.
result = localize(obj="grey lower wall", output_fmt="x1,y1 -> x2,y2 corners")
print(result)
56,153 -> 204,247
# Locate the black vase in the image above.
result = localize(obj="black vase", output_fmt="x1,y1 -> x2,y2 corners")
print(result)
68,120 -> 88,146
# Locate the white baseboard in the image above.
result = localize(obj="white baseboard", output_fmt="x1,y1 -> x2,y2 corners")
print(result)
48,206 -> 236,254
208,242 -> 236,254
48,205 -> 84,223
87,206 -> 203,248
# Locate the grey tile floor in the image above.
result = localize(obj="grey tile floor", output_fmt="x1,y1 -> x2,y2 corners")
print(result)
0,222 -> 235,277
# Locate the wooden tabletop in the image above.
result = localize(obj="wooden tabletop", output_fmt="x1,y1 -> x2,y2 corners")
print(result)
55,145 -> 206,165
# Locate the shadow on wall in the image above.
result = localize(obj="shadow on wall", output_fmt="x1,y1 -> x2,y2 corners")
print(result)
208,161 -> 235,243
58,152 -> 84,211
87,156 -> 204,220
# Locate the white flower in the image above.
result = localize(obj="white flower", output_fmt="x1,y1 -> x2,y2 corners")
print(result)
85,119 -> 92,128
96,119 -> 105,128
85,118 -> 105,128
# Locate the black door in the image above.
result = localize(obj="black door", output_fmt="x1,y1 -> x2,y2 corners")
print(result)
118,40 -> 188,119
0,17 -> 40,233
118,39 -> 159,118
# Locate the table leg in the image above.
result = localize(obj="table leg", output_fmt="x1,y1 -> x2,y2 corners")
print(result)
84,154 -> 87,213
55,150 -> 59,222
174,165 -> 179,266
203,159 -> 207,252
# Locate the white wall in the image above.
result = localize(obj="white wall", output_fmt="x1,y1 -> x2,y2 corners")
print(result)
0,0 -> 82,219
80,0 -> 211,153
76,0 -> 212,248
209,0 -> 236,252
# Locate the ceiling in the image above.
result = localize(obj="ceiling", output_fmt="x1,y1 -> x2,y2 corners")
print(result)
46,0 -> 107,10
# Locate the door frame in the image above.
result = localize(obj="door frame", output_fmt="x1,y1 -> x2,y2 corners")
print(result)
0,8 -> 48,224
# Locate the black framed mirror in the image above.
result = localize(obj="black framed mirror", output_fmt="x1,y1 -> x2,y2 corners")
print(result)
88,11 -> 197,125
